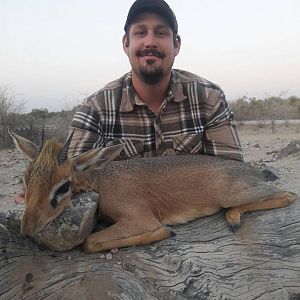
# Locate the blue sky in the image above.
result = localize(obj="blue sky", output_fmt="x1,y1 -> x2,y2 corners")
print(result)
1,0 -> 299,111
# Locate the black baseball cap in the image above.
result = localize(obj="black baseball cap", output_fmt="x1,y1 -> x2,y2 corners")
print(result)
124,0 -> 178,34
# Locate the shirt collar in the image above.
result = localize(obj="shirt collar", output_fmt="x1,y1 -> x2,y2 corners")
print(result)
120,70 -> 187,112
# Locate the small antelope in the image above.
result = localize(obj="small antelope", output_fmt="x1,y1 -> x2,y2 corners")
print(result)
10,131 -> 297,253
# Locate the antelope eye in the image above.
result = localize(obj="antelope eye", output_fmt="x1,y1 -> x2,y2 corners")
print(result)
50,180 -> 71,208
56,181 -> 70,195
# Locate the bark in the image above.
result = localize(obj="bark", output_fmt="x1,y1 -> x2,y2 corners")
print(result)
0,197 -> 299,300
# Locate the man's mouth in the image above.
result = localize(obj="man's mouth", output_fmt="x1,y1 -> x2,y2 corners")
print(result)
137,49 -> 165,59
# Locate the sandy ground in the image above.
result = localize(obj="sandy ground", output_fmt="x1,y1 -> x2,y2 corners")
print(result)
0,124 -> 299,214
238,124 -> 300,196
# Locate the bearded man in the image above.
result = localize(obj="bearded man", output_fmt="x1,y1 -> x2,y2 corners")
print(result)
69,0 -> 243,161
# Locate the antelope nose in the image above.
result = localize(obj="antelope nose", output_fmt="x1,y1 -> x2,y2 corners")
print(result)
21,215 -> 36,237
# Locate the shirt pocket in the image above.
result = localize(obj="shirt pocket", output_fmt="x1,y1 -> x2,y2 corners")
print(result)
106,139 -> 144,160
173,133 -> 203,154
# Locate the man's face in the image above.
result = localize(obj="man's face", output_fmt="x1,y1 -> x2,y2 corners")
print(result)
123,13 -> 181,85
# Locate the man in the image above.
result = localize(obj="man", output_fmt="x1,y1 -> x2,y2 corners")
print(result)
69,0 -> 243,161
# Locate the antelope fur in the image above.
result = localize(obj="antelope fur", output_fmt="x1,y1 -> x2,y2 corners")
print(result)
9,131 -> 297,253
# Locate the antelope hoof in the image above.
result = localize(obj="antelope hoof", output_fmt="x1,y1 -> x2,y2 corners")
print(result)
169,229 -> 176,238
228,223 -> 240,233
226,208 -> 241,233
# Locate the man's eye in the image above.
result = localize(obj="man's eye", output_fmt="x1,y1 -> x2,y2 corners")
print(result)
135,31 -> 145,36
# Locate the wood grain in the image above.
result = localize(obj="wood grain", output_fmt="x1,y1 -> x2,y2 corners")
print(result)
1,198 -> 299,300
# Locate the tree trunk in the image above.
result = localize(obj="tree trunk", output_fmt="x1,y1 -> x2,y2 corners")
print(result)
1,199 -> 299,300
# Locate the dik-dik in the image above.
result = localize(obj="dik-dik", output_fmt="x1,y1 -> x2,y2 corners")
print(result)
10,131 -> 297,253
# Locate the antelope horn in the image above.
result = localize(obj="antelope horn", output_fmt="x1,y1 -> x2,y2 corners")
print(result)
57,130 -> 74,165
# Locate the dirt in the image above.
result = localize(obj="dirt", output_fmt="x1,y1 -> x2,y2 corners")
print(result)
0,149 -> 27,213
0,124 -> 300,214
238,124 -> 300,196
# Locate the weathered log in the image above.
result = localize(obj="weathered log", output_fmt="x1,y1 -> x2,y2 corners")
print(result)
0,196 -> 299,300
4,192 -> 98,252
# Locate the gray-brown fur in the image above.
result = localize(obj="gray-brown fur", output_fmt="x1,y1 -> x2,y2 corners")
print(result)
92,155 -> 285,224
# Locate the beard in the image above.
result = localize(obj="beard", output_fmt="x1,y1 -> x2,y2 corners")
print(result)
139,63 -> 164,85
136,48 -> 166,85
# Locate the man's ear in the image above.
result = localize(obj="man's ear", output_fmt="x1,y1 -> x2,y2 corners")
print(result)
174,35 -> 181,55
122,34 -> 129,55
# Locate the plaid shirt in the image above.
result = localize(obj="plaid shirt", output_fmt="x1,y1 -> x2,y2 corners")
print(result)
69,69 -> 243,161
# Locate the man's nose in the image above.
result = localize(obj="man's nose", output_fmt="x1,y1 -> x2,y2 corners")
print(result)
144,33 -> 158,48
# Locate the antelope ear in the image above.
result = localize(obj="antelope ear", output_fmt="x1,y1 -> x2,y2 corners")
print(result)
72,144 -> 124,172
8,130 -> 39,160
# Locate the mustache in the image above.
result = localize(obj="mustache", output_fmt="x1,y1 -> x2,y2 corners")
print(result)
137,49 -> 165,59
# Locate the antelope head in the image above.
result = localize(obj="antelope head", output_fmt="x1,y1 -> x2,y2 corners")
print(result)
9,130 -> 123,238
